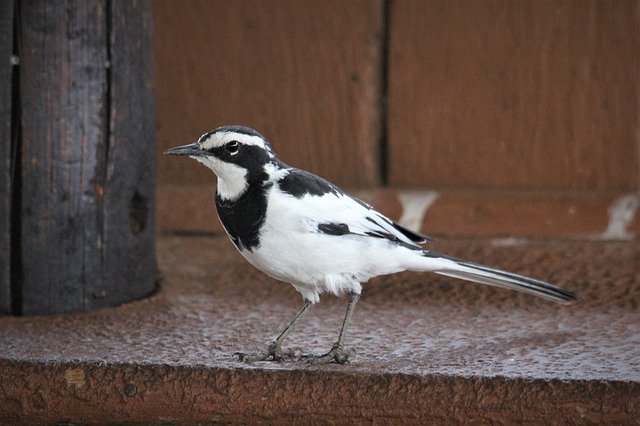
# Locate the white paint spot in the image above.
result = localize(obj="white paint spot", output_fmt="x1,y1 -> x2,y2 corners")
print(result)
398,191 -> 439,232
490,237 -> 529,247
601,193 -> 640,240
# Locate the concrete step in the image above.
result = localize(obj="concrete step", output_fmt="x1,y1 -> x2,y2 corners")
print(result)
1,235 -> 638,423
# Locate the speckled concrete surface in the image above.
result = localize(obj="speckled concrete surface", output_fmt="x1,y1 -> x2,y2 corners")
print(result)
1,235 -> 639,423
2,235 -> 639,380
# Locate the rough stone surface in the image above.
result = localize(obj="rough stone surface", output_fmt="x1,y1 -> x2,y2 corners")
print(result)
1,235 -> 639,423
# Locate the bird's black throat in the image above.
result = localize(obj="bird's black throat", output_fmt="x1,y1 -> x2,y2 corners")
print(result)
215,180 -> 271,252
213,145 -> 277,252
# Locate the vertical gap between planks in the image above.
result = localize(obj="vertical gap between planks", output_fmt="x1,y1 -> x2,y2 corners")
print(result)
9,0 -> 21,315
378,0 -> 391,186
98,0 -> 112,282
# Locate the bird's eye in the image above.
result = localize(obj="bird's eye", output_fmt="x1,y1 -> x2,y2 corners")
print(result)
226,140 -> 240,155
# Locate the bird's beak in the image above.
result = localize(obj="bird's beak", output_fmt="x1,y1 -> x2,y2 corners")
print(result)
163,143 -> 205,157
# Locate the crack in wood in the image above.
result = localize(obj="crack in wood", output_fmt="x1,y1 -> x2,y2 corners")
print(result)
8,0 -> 21,316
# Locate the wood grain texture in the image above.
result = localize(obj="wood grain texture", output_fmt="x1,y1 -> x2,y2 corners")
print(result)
18,0 -> 157,315
154,0 -> 383,188
103,0 -> 158,308
19,0 -> 108,315
157,184 -> 637,239
0,0 -> 13,315
388,0 -> 639,191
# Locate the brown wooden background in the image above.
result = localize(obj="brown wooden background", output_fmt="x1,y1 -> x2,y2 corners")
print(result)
154,0 -> 639,236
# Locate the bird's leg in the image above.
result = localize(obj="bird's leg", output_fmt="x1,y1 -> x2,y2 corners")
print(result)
235,300 -> 313,363
302,292 -> 360,365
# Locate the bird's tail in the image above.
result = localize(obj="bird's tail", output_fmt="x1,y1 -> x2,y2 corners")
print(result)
411,251 -> 576,304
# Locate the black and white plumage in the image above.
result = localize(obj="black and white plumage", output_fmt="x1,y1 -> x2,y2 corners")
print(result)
165,125 -> 576,364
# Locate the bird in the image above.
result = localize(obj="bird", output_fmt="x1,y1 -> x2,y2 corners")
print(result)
165,125 -> 576,365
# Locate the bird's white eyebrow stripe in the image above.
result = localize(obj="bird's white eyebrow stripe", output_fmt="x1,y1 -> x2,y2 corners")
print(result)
198,132 -> 267,150
197,130 -> 215,144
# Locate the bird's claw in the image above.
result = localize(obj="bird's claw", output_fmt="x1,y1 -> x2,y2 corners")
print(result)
234,341 -> 300,363
300,344 -> 355,365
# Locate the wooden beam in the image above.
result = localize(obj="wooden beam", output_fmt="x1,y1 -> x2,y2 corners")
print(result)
101,0 -> 158,308
19,0 -> 108,315
157,184 -> 639,240
17,0 -> 157,315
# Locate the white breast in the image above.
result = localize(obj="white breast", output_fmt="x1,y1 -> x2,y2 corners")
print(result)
238,185 -> 414,303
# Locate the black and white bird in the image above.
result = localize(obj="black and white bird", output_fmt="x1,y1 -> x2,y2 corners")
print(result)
165,125 -> 576,364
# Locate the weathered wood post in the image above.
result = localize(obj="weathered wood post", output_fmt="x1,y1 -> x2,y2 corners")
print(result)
0,0 -> 158,316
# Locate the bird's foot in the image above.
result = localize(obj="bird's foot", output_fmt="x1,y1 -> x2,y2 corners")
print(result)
234,341 -> 300,363
300,344 -> 355,365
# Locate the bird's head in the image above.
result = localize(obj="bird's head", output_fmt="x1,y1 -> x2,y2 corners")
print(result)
164,125 -> 277,200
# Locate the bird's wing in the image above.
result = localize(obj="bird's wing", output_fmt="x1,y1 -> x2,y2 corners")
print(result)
277,169 -> 434,247
338,191 -> 434,244
332,200 -> 434,249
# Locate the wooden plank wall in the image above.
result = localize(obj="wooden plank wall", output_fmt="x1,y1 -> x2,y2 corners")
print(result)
155,0 -> 639,235
155,0 -> 383,188
388,0 -> 639,191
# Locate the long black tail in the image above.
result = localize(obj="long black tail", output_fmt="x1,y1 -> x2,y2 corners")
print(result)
420,251 -> 576,304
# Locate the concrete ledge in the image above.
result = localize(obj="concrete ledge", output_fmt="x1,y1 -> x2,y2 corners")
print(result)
1,235 -> 639,423
2,360 -> 638,424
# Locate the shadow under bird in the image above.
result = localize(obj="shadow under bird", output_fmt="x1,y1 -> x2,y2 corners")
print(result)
165,125 -> 576,364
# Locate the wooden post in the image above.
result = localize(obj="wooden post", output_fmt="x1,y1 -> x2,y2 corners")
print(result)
0,0 -> 158,316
